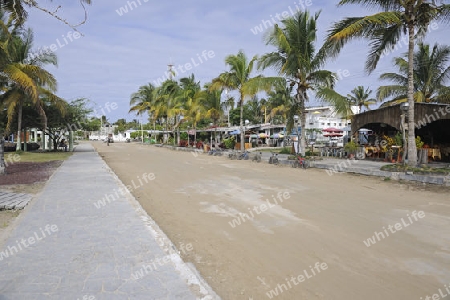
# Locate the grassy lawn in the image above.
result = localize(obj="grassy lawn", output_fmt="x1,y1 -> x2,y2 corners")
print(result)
4,151 -> 73,163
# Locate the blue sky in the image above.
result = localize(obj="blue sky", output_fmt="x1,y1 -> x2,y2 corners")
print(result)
25,0 -> 448,123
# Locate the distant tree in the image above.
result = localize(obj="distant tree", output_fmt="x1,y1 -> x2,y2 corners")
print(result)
378,43 -> 450,107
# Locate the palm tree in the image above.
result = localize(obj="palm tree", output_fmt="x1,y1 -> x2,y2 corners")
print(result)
176,75 -> 201,144
378,43 -> 450,106
348,86 -> 377,112
155,80 -> 182,144
1,28 -> 63,151
184,90 -> 205,144
266,81 -> 293,125
327,0 -> 450,166
129,83 -> 156,116
201,84 -> 223,144
211,50 -> 280,151
259,10 -> 335,155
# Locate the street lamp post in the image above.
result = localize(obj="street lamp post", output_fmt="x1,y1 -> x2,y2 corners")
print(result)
140,116 -> 143,144
294,115 -> 300,154
209,122 -> 213,147
187,125 -> 190,147
400,102 -> 409,165
226,89 -> 231,128
244,119 -> 249,150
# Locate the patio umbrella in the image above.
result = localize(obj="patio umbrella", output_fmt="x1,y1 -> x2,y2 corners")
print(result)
322,127 -> 344,137
259,133 -> 268,138
272,133 -> 284,138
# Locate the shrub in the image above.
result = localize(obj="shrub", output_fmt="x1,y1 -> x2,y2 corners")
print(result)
180,132 -> 188,140
344,140 -> 358,153
415,136 -> 424,149
279,147 -> 291,154
305,150 -> 318,156
223,138 -> 235,149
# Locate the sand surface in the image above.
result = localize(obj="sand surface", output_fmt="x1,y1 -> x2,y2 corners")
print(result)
95,142 -> 450,300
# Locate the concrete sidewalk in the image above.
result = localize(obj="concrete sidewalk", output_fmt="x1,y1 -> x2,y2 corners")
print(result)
0,143 -> 218,300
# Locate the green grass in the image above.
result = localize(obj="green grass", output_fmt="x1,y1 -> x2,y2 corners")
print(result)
4,151 -> 72,163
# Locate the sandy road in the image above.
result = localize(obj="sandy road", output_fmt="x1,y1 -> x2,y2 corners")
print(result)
94,141 -> 450,300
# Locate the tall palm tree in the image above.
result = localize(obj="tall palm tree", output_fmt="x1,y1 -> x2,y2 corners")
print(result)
378,42 -> 450,106
175,75 -> 201,144
201,84 -> 223,144
1,27 -> 63,151
155,79 -> 182,144
266,81 -> 292,125
245,96 -> 266,124
327,0 -> 450,166
129,83 -> 156,116
184,90 -> 205,144
259,10 -> 335,155
348,86 -> 377,112
211,50 -> 280,151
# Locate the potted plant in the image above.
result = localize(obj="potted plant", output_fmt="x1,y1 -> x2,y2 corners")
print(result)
344,140 -> 358,159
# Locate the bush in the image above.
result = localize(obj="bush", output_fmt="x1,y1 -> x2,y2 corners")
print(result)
130,131 -> 146,139
179,140 -> 188,147
305,150 -> 318,156
415,136 -> 424,149
279,147 -> 291,154
180,132 -> 188,140
223,137 -> 235,149
344,140 -> 358,153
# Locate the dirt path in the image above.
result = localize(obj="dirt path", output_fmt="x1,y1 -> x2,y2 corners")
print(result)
95,142 -> 450,300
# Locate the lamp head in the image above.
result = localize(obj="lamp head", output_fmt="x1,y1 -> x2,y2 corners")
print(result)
400,102 -> 409,112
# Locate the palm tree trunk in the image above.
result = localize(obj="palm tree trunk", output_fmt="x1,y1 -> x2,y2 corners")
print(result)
38,106 -> 48,151
300,95 -> 307,156
297,88 -> 307,156
240,92 -> 244,151
406,23 -> 418,166
16,104 -> 23,151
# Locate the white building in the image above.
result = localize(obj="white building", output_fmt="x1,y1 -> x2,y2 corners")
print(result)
303,106 -> 358,145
